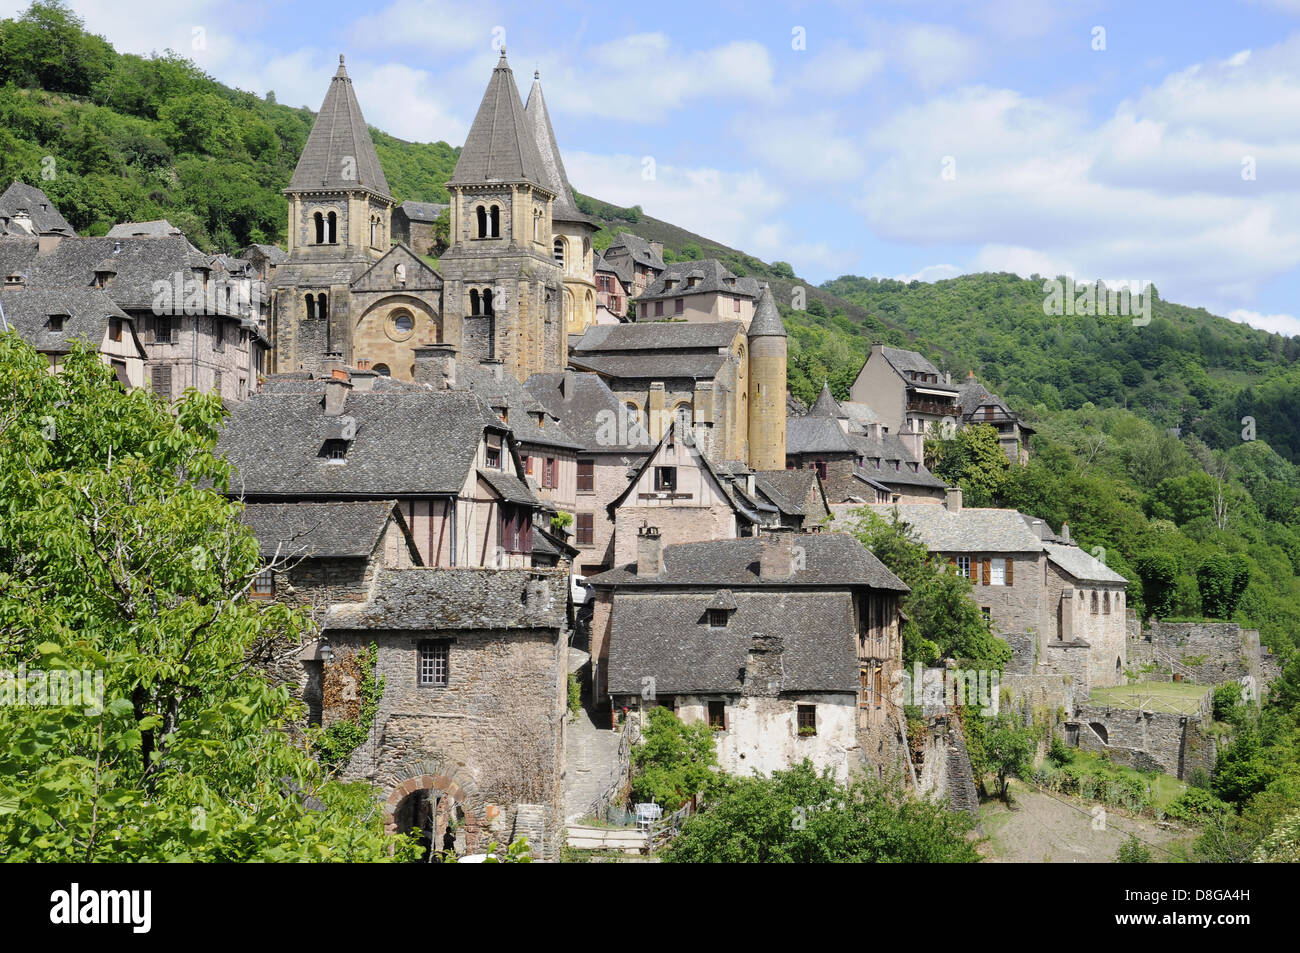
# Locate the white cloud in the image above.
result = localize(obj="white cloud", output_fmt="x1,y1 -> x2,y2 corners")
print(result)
895,25 -> 978,90
1228,308 -> 1300,336
731,111 -> 867,183
348,0 -> 494,55
891,263 -> 963,282
789,43 -> 885,96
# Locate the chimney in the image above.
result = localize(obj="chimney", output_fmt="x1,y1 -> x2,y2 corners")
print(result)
563,368 -> 576,397
945,485 -> 962,513
349,369 -> 379,392
758,528 -> 796,581
1029,519 -> 1044,539
649,240 -> 664,260
1061,522 -> 1070,544
870,422 -> 882,439
37,234 -> 63,255
945,371 -> 952,385
323,367 -> 350,417
413,343 -> 457,389
636,524 -> 663,577
481,357 -> 504,382
742,632 -> 785,697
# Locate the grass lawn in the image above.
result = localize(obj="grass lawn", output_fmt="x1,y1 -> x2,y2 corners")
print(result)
1090,681 -> 1211,715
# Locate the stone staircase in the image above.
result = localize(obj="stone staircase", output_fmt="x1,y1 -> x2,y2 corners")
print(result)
563,707 -> 626,823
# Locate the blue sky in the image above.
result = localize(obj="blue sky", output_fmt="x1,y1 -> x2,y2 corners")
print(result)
7,0 -> 1300,334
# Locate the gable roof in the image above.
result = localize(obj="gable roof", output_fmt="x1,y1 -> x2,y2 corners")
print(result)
0,288 -> 140,356
456,361 -> 581,450
105,220 -> 182,238
847,431 -> 945,488
243,243 -> 289,264
605,232 -> 665,271
606,418 -> 738,516
876,345 -> 944,379
218,375 -> 509,498
397,201 -> 448,223
606,589 -> 859,695
786,414 -> 854,454
350,242 -> 443,292
1043,542 -> 1127,584
287,56 -> 391,199
239,500 -> 413,560
525,370 -> 652,453
325,567 -> 568,631
0,181 -> 74,236
638,259 -> 760,302
523,73 -> 595,226
864,503 -> 1044,553
589,532 -> 908,591
752,469 -> 830,520
572,320 -> 742,353
448,51 -> 549,189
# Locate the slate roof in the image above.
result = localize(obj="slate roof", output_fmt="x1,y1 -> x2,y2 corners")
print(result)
838,400 -> 880,429
589,533 -> 907,591
848,432 -> 945,488
1043,542 -> 1127,584
786,414 -> 855,454
105,220 -> 182,238
397,201 -> 448,223
218,375 -> 513,498
637,259 -> 760,302
448,52 -> 549,189
808,382 -> 843,417
243,243 -> 290,264
523,73 -> 595,226
325,568 -> 568,631
287,56 -> 391,199
572,320 -> 742,353
748,283 -> 786,338
865,503 -> 1044,553
606,590 -> 860,695
1020,513 -> 1067,544
0,236 -> 239,314
0,288 -> 138,355
478,467 -> 538,505
0,181 -> 74,236
569,352 -> 727,381
455,361 -> 581,450
525,370 -> 650,453
605,233 -> 665,271
239,500 -> 404,559
878,345 -> 945,379
752,469 -> 826,519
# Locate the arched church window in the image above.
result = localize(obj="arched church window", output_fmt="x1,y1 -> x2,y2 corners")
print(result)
318,292 -> 328,316
305,294 -> 316,320
373,363 -> 391,377
482,288 -> 494,316
489,206 -> 500,238
533,210 -> 542,242
476,206 -> 487,239
470,289 -> 480,316
313,212 -> 324,245
392,311 -> 414,334
394,263 -> 406,283
326,211 -> 337,244
370,217 -> 378,247
553,238 -> 565,267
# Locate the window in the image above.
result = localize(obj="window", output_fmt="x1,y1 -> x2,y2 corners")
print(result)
418,640 -> 449,687
372,363 -> 391,377
489,205 -> 500,238
674,298 -> 684,315
981,606 -> 992,626
150,364 -> 172,399
553,238 -> 565,265
955,556 -> 970,578
476,205 -> 487,238
654,466 -> 677,492
48,314 -> 65,331
392,311 -> 413,333
524,455 -> 534,476
470,289 -> 480,315
797,705 -> 816,736
654,301 -> 664,317
485,444 -> 500,469
482,288 -> 494,316
314,212 -> 324,244
1091,591 -> 1099,614
1104,592 -> 1111,614
326,211 -> 337,244
575,513 -> 594,546
252,569 -> 274,598
990,558 -> 1006,587
708,701 -> 726,730
321,439 -> 348,461
108,318 -> 123,342
213,318 -> 224,352
577,460 -> 594,493
497,504 -> 533,554
733,297 -> 741,313
111,360 -> 129,387
708,609 -> 728,628
544,457 -> 556,489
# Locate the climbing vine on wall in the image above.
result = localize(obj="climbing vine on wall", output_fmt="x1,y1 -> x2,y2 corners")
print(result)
315,643 -> 384,774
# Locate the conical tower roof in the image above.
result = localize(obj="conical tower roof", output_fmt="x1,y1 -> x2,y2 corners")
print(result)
524,71 -> 595,225
287,56 -> 391,198
748,283 -> 787,338
809,382 -> 842,417
448,51 -> 550,190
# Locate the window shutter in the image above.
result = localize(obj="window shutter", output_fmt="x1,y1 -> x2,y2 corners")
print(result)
948,557 -> 957,571
1005,558 -> 1014,586
151,364 -> 172,398
981,558 -> 991,586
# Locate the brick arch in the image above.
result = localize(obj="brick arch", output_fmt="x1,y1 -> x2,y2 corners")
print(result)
383,763 -> 483,838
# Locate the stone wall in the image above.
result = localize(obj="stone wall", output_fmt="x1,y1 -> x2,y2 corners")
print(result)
1072,698 -> 1215,780
1129,621 -> 1261,687
915,715 -> 979,817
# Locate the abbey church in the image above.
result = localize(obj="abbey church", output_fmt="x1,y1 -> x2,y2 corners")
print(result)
267,50 -> 787,474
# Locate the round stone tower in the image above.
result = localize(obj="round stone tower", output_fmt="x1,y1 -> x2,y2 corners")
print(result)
747,283 -> 787,470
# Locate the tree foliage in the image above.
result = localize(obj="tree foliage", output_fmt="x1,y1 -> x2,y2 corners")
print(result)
629,707 -> 718,808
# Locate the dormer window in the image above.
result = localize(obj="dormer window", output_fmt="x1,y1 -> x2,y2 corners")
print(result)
49,314 -> 66,331
113,241 -> 122,254
708,609 -> 728,628
5,273 -> 23,287
321,439 -> 349,462
688,277 -> 699,288
108,318 -> 123,342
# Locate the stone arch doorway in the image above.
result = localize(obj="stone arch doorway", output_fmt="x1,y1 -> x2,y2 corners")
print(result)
384,765 -> 482,862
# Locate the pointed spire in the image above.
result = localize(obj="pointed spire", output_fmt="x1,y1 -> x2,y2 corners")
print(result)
810,381 -> 840,417
449,52 -> 548,188
522,70 -> 591,224
748,283 -> 787,338
287,55 -> 390,198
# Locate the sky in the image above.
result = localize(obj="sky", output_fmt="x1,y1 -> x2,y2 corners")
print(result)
6,0 -> 1300,336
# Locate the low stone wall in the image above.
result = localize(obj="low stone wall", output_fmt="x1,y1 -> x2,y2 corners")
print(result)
915,715 -> 979,817
1129,621 -> 1260,687
1072,701 -> 1215,780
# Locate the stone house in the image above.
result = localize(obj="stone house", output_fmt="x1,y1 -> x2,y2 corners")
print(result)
241,242 -> 289,284
591,531 -> 908,776
391,201 -> 449,257
860,490 -> 1128,690
600,232 -> 665,305
0,287 -> 146,387
849,344 -> 961,458
956,372 -> 1034,465
634,259 -> 759,326
593,252 -> 628,323
0,231 -> 258,402
321,567 -> 570,860
787,383 -> 945,503
750,469 -> 832,529
217,367 -> 543,569
525,369 -> 654,576
0,181 -> 75,239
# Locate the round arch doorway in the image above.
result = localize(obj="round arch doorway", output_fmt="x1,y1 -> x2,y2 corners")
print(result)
391,788 -> 466,863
